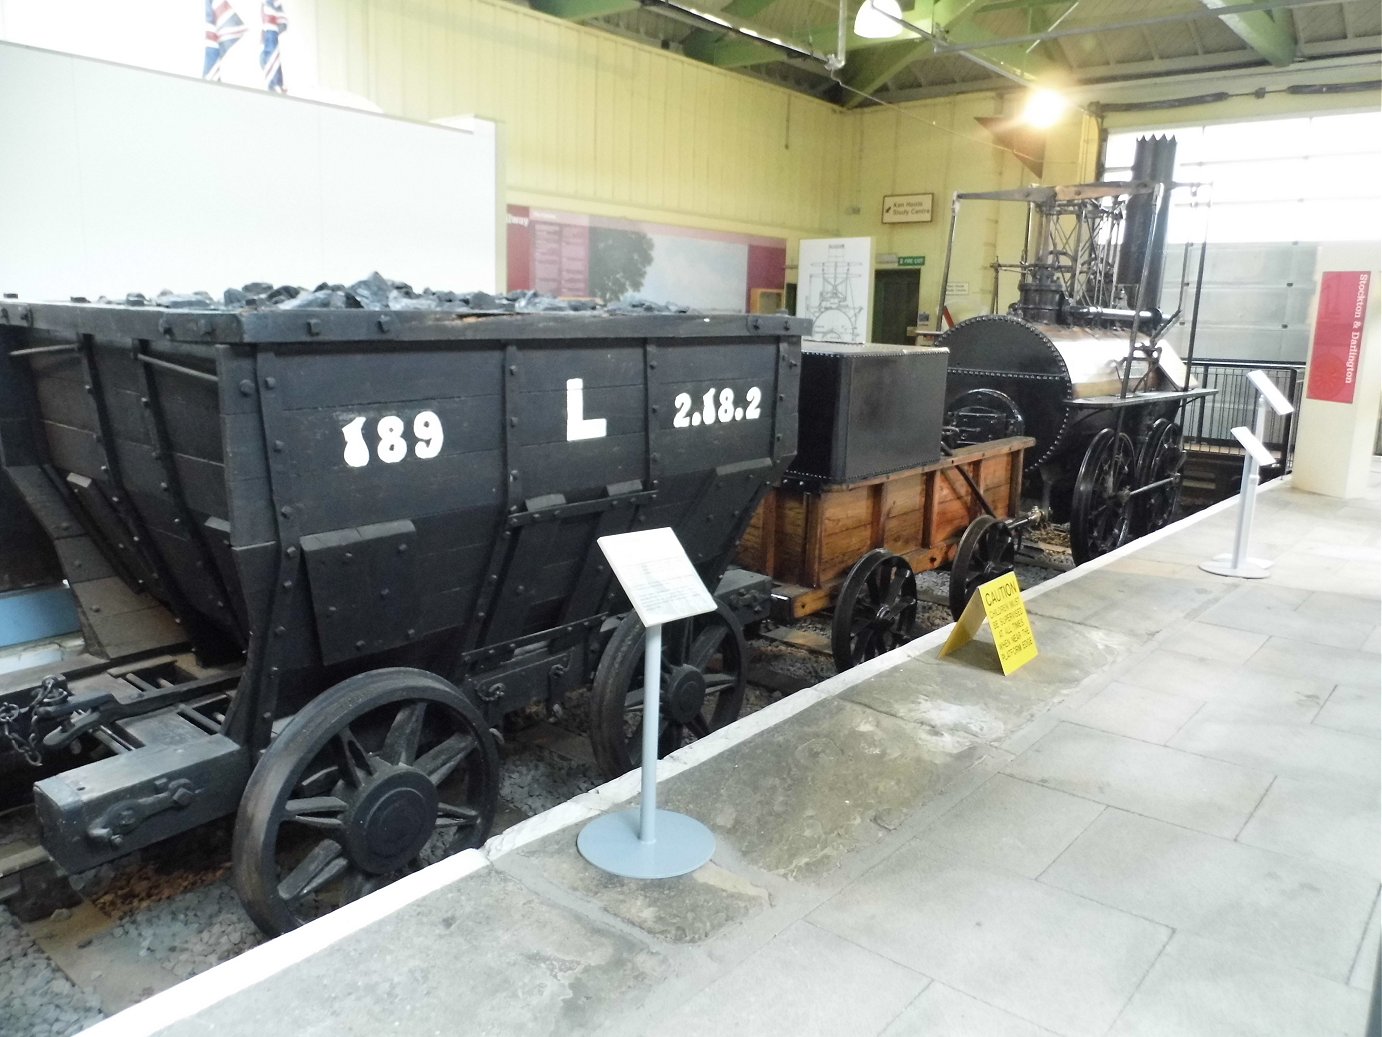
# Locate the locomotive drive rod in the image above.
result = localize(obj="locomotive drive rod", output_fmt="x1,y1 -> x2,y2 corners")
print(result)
1123,476 -> 1178,498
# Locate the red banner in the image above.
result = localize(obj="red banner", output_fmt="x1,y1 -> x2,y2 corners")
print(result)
1305,270 -> 1371,404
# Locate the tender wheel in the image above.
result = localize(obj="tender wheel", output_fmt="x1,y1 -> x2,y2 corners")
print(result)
589,601 -> 747,779
233,667 -> 499,937
1070,429 -> 1137,565
1133,419 -> 1185,535
831,549 -> 919,672
949,516 -> 1018,621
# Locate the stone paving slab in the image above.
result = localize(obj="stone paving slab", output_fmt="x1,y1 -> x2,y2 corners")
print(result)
1316,683 -> 1382,736
845,617 -> 1144,740
880,981 -> 1058,1037
1237,775 -> 1381,879
1066,679 -> 1206,743
1169,711 -> 1380,790
1145,620 -> 1270,664
1198,590 -> 1377,649
637,920 -> 929,1037
1042,809 -> 1378,981
1109,933 -> 1371,1037
809,841 -> 1169,1037
1351,894 -> 1381,991
152,867 -> 665,1037
1025,568 -> 1227,637
502,831 -> 772,944
917,774 -> 1104,879
1243,636 -> 1381,688
1005,723 -> 1273,837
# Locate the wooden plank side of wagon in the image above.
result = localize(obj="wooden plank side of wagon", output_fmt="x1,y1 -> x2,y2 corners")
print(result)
740,436 -> 1034,620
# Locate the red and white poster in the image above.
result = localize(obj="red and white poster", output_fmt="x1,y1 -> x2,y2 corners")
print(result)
507,206 -> 786,312
1305,270 -> 1371,404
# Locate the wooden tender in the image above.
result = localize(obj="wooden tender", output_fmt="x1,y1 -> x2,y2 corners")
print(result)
736,436 -> 1034,622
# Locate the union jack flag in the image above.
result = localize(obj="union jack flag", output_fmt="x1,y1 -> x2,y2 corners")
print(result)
260,1 -> 289,93
202,0 -> 247,82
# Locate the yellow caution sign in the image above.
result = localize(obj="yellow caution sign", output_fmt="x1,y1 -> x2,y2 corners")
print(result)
940,571 -> 1038,675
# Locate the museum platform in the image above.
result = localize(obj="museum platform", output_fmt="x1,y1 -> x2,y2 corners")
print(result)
84,469 -> 1381,1037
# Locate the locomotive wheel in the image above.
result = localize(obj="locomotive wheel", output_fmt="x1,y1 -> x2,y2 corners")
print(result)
589,601 -> 747,779
1070,429 -> 1137,565
1133,419 -> 1185,535
948,516 -> 1018,621
831,549 -> 919,672
233,667 -> 499,937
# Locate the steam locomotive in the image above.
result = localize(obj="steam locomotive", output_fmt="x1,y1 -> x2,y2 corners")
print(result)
936,137 -> 1214,616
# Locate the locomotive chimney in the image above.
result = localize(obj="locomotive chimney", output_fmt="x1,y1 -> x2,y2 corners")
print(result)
1116,135 -> 1177,313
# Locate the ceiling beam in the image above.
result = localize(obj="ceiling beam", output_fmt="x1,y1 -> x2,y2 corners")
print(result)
679,0 -> 783,61
682,0 -> 960,68
1199,0 -> 1297,66
529,0 -> 637,22
686,24 -> 890,66
841,0 -> 1060,107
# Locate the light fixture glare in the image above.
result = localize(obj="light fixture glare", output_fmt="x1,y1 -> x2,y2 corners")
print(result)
853,0 -> 903,40
1023,88 -> 1067,128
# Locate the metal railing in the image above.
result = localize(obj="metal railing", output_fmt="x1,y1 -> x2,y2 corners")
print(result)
1181,360 -> 1304,472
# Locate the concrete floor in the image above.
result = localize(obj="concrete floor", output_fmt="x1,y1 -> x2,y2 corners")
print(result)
85,470 -> 1381,1037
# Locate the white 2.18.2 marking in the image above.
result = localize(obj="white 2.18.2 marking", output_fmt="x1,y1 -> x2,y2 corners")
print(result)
673,386 -> 761,429
341,411 -> 444,468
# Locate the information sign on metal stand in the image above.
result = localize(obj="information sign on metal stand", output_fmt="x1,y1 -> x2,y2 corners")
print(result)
1200,370 -> 1295,580
577,528 -> 717,879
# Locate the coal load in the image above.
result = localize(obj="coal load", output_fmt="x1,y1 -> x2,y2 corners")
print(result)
97,272 -> 693,314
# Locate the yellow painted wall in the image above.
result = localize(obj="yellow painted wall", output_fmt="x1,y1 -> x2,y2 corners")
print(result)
835,94 -> 1099,322
299,0 -> 1097,305
299,0 -> 850,249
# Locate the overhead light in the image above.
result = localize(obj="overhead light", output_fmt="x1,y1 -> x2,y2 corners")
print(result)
853,0 -> 903,40
1022,88 -> 1068,128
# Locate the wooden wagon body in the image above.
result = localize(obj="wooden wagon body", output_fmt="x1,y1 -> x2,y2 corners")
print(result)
736,436 -> 1034,622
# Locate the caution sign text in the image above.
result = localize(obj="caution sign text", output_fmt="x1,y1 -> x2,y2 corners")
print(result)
940,571 -> 1038,675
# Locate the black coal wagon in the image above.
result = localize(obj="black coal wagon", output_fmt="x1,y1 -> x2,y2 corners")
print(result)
0,297 -> 805,934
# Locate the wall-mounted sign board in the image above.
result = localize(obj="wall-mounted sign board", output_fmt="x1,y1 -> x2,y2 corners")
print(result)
898,256 -> 926,267
882,193 -> 934,224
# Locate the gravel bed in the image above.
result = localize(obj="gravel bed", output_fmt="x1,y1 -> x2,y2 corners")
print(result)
0,906 -> 105,1037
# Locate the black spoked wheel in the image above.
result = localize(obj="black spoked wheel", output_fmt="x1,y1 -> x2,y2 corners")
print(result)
831,549 -> 919,672
233,667 -> 499,937
589,601 -> 747,779
1070,429 -> 1137,565
1133,419 -> 1185,536
949,516 -> 1018,621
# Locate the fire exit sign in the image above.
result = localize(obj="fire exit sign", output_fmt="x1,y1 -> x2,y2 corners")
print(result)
898,255 -> 926,267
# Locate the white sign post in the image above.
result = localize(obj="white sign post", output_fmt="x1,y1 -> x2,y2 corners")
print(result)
1200,370 -> 1295,579
577,528 -> 717,879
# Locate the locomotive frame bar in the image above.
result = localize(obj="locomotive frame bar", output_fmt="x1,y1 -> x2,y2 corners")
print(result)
0,300 -> 808,934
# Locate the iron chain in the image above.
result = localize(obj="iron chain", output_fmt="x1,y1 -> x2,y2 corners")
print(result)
0,677 -> 72,767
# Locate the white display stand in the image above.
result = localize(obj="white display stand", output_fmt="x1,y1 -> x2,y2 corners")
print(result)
577,528 -> 716,879
1201,371 -> 1295,580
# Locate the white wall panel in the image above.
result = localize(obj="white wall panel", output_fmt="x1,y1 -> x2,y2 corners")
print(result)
0,42 -> 498,299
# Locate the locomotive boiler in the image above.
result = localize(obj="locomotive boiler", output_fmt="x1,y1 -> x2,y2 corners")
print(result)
936,137 -> 1214,616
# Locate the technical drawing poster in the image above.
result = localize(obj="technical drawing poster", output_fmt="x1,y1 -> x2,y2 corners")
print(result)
797,237 -> 872,344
